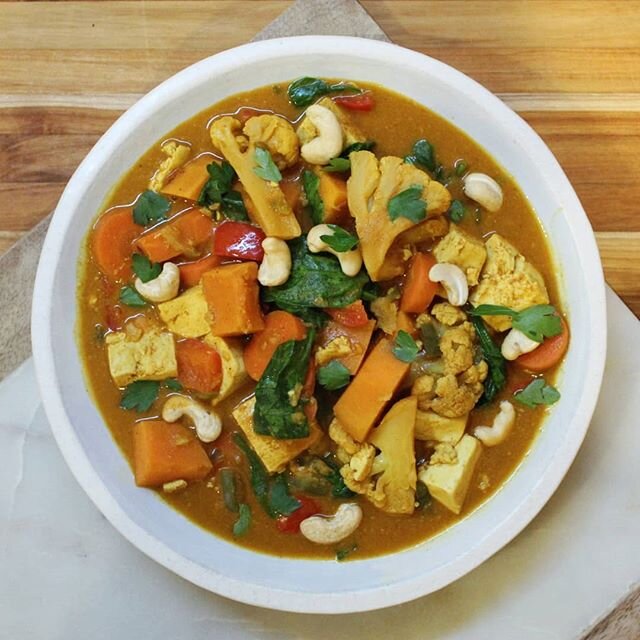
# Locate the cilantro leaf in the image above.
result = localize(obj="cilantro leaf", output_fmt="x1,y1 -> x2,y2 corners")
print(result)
392,330 -> 420,362
336,542 -> 358,562
120,380 -> 160,412
320,225 -> 358,253
302,170 -> 324,224
268,475 -> 301,517
514,378 -> 561,408
324,157 -> 351,172
342,140 -> 376,156
253,147 -> 282,182
287,77 -> 360,107
133,190 -> 171,226
387,185 -> 427,223
470,304 -> 562,343
317,360 -> 351,390
131,253 -> 161,283
232,503 -> 252,537
470,314 -> 507,404
164,378 -> 182,391
447,199 -> 466,223
198,161 -> 249,221
119,285 -> 147,307
405,139 -> 436,172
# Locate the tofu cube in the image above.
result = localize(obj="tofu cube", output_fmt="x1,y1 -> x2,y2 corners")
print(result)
157,285 -> 210,338
433,223 -> 487,286
232,397 -> 322,474
415,410 -> 468,444
106,328 -> 177,387
420,434 -> 482,514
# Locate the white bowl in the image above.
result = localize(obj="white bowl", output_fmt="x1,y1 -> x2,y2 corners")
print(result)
31,36 -> 606,614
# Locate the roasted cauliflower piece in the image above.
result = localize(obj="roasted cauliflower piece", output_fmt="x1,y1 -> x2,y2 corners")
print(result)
430,362 -> 488,418
431,302 -> 467,327
297,97 -> 367,149
433,223 -> 487,286
470,233 -> 549,331
315,336 -> 354,367
370,290 -> 400,334
243,114 -> 300,170
348,151 -> 451,281
149,141 -> 191,192
209,116 -> 301,239
440,322 -> 476,375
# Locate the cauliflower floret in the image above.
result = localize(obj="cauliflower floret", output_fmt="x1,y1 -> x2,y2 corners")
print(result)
433,223 -> 487,286
370,292 -> 399,335
412,374 -> 435,398
429,443 -> 458,465
349,446 -> 376,482
149,141 -> 191,192
329,419 -> 375,482
243,114 -> 300,170
440,322 -> 475,375
315,336 -> 354,366
431,302 -> 467,326
470,233 -> 549,331
430,370 -> 486,418
348,151 -> 451,281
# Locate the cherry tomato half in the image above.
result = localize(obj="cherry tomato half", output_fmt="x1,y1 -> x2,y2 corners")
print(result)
276,496 -> 321,534
332,92 -> 375,111
326,300 -> 369,328
213,221 -> 266,262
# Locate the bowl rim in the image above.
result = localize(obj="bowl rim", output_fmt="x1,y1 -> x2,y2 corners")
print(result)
31,35 -> 607,613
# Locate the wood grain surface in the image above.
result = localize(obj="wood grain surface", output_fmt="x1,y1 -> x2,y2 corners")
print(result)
1,0 -> 639,316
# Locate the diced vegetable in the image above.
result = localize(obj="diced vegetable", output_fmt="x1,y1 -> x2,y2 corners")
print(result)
400,252 -> 438,313
516,317 -> 569,371
201,262 -> 265,336
91,208 -> 143,281
325,300 -> 368,328
333,92 -> 375,111
137,208 -> 213,262
160,154 -> 212,202
243,310 -> 307,381
133,419 -> 212,487
318,171 -> 349,224
177,253 -> 221,288
212,220 -> 266,262
218,467 -> 241,512
319,319 -> 376,374
334,337 -> 411,442
175,338 -> 223,394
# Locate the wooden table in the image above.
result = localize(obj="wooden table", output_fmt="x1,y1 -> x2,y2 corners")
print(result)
1,0 -> 639,315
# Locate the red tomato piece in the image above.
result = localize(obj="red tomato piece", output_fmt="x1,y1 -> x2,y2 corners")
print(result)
326,300 -> 369,328
332,92 -> 375,111
276,497 -> 321,534
213,221 -> 266,262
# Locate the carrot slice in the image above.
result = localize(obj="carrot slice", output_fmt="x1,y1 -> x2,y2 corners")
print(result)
400,252 -> 438,313
243,310 -> 307,381
326,300 -> 369,327
91,207 -> 142,281
176,338 -> 223,393
137,208 -> 213,262
319,319 -> 375,375
160,154 -> 213,202
178,253 -> 222,288
515,317 -> 570,372
133,419 -> 213,487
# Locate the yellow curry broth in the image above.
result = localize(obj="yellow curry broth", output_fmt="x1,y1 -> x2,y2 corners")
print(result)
78,81 -> 560,560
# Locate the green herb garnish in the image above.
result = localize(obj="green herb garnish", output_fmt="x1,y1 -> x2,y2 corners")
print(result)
455,160 -> 468,177
392,330 -> 420,362
302,170 -> 324,224
388,185 -> 427,223
447,199 -> 466,223
470,315 -> 507,404
253,147 -> 282,182
514,378 -> 561,408
470,304 -> 562,343
324,157 -> 351,172
336,542 -> 358,562
120,380 -> 160,412
268,474 -> 301,517
198,161 -> 248,221
133,190 -> 171,226
405,139 -> 436,172
233,433 -> 271,513
232,503 -> 252,537
341,140 -> 376,156
219,468 -> 241,513
119,285 -> 147,307
419,321 -> 441,358
287,77 -> 360,107
164,378 -> 182,392
131,253 -> 161,283
317,360 -> 351,391
320,225 -> 358,253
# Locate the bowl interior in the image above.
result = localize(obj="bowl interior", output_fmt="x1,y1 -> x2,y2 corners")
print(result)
31,36 -> 606,613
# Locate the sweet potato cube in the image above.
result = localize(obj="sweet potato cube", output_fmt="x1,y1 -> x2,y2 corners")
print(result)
319,319 -> 375,375
161,154 -> 213,202
201,262 -> 265,336
133,420 -> 212,487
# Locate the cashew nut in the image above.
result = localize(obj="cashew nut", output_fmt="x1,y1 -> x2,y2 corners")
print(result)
134,262 -> 180,303
299,503 -> 363,545
307,224 -> 363,276
162,395 -> 222,443
428,263 -> 469,306
463,173 -> 504,212
299,105 -> 344,165
501,328 -> 540,360
474,400 -> 516,446
258,237 -> 291,286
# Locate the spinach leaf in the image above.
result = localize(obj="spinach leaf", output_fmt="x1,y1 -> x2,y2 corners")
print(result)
120,380 -> 160,412
133,190 -> 171,226
387,185 -> 427,223
514,378 -> 561,408
263,237 -> 369,313
198,161 -> 249,221
336,542 -> 358,562
341,140 -> 376,156
317,360 -> 351,390
233,433 -> 271,512
302,170 -> 324,225
324,157 -> 351,172
470,304 -> 562,343
392,330 -> 420,363
287,77 -> 360,107
419,321 -> 441,358
470,315 -> 507,404
323,456 -> 355,498
268,474 -> 301,517
131,253 -> 161,283
232,503 -> 251,537
253,330 -> 316,439
447,199 -> 466,223
320,225 -> 358,253
119,285 -> 147,307
253,147 -> 282,182
405,138 -> 436,172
